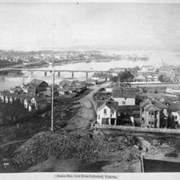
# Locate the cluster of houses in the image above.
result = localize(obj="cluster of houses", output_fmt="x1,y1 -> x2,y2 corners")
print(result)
133,65 -> 159,82
59,80 -> 87,97
0,78 -> 88,112
158,64 -> 180,83
0,79 -> 51,112
133,74 -> 159,82
90,72 -> 113,84
107,65 -> 180,83
95,86 -> 180,129
108,65 -> 159,83
96,87 -> 139,126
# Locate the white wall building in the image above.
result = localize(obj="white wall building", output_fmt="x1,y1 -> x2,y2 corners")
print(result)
112,88 -> 136,106
96,101 -> 118,125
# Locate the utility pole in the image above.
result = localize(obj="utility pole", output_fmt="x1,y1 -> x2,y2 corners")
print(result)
51,61 -> 54,132
50,22 -> 55,132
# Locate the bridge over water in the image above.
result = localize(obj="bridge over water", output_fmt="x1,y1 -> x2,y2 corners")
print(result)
0,67 -> 116,78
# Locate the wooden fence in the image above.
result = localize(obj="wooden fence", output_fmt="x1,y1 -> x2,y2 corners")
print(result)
94,124 -> 180,135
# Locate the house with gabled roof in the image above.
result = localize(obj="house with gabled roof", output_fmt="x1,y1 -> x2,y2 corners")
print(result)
96,101 -> 118,125
140,99 -> 168,128
112,88 -> 136,106
36,97 -> 51,110
27,79 -> 48,96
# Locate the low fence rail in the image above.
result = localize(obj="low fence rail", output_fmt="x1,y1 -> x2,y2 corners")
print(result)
94,124 -> 180,135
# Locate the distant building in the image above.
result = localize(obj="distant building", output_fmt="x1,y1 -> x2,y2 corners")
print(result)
28,79 -> 48,95
140,65 -> 156,72
108,67 -> 126,74
91,72 -> 111,82
59,80 -> 72,89
134,75 -> 146,82
85,79 -> 96,85
59,80 -> 87,97
159,65 -> 175,73
9,86 -> 23,94
112,88 -> 136,106
166,87 -> 180,94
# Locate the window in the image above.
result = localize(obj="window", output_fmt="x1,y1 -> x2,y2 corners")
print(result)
122,101 -> 126,105
149,121 -> 154,125
175,115 -> 177,120
104,109 -> 107,115
149,111 -> 154,117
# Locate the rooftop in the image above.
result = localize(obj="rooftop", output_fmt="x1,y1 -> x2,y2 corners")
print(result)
141,99 -> 168,110
29,79 -> 48,87
113,88 -> 136,98
97,100 -> 118,111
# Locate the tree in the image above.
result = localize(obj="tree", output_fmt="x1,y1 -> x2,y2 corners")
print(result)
158,74 -> 171,82
110,76 -> 118,83
118,70 -> 134,82
110,70 -> 134,83
1,102 -> 30,128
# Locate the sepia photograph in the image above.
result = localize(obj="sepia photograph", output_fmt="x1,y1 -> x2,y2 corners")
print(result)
0,0 -> 180,178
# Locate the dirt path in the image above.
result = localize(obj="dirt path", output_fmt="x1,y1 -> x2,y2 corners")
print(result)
64,82 -> 111,132
0,139 -> 27,149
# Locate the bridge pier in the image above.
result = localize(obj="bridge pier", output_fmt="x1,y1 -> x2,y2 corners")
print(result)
58,71 -> 61,77
72,72 -> 74,78
44,71 -> 47,76
86,72 -> 89,78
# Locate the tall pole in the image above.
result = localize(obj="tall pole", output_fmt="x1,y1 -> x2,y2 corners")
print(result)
51,22 -> 55,132
51,63 -> 54,132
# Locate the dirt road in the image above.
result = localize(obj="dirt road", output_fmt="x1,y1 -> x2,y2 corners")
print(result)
64,82 -> 111,132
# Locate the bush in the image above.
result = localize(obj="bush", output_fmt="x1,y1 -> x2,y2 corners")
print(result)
142,88 -> 147,93
13,131 -> 141,170
13,131 -> 100,169
165,151 -> 178,158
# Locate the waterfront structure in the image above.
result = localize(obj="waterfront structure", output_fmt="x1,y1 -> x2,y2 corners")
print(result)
91,72 -> 112,81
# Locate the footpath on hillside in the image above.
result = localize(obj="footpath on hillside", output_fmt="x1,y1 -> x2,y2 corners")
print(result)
64,82 -> 111,133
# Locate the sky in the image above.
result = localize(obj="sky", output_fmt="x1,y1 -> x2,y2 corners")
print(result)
0,2 -> 180,51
